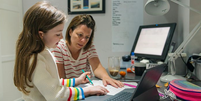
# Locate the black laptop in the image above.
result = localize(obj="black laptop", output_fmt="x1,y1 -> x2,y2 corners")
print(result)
104,64 -> 167,101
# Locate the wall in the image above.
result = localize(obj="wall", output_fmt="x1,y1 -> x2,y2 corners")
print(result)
22,0 -> 129,68
1,0 -> 200,100
0,17 -> 2,101
23,0 -> 180,68
24,0 -> 201,67
0,0 -> 23,100
163,0 -> 201,57
143,0 -> 179,48
177,0 -> 189,49
185,0 -> 201,55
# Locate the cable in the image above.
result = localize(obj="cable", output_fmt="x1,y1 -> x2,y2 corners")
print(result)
179,54 -> 188,77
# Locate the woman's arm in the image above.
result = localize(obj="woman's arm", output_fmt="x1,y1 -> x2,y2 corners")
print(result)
57,63 -> 66,79
89,57 -> 108,78
89,57 -> 124,88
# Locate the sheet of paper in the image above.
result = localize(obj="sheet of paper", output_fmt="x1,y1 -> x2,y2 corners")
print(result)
112,0 -> 143,52
78,80 -> 138,95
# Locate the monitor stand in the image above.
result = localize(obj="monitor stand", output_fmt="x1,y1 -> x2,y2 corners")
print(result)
140,58 -> 164,64
140,59 -> 150,64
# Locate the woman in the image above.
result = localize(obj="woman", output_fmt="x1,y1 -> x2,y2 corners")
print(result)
52,14 -> 124,88
13,2 -> 108,101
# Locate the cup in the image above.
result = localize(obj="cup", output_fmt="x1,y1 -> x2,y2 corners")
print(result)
195,60 -> 201,80
134,62 -> 146,76
108,56 -> 121,78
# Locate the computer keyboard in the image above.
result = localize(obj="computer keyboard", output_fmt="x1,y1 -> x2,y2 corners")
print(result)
104,91 -> 132,101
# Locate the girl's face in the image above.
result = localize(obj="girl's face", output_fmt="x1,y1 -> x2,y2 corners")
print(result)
39,23 -> 64,48
69,25 -> 92,50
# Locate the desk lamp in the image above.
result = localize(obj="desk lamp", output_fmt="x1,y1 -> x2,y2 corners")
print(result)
144,0 -> 201,82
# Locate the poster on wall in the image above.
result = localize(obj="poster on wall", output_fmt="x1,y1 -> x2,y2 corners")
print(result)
68,0 -> 105,14
112,0 -> 143,52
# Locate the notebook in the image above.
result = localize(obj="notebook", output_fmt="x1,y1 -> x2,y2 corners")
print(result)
104,64 -> 167,101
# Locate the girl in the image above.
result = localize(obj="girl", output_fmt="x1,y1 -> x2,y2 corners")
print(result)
13,1 -> 108,101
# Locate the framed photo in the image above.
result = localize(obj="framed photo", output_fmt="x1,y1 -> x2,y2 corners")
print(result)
68,0 -> 105,14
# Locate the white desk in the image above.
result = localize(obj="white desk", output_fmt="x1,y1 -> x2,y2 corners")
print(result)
82,68 -> 169,101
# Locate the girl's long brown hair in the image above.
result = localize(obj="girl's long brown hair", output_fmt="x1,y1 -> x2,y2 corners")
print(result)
13,1 -> 66,95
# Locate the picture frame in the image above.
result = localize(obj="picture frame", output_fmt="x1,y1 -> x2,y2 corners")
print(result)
68,0 -> 105,14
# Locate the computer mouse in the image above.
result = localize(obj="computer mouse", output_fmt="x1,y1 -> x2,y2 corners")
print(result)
122,55 -> 131,61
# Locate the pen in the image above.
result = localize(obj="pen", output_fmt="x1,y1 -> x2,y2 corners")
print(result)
81,69 -> 94,86
124,83 -> 137,88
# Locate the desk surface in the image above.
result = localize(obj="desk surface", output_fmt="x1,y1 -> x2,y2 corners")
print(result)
83,68 -> 169,101
82,60 -> 201,101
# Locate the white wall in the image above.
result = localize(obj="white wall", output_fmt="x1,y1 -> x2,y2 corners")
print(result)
185,0 -> 201,55
1,0 -> 201,100
0,0 -> 23,100
22,0 -> 129,68
23,0 -> 201,68
22,0 -> 182,68
177,0 -> 189,49
143,0 -> 179,49
0,19 -> 2,101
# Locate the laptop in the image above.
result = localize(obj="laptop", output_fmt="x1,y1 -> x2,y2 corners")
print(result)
104,64 -> 167,101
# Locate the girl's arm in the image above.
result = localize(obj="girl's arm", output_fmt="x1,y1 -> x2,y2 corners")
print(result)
33,60 -> 84,101
33,60 -> 108,100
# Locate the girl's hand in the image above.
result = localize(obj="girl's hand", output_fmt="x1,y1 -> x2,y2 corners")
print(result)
83,85 -> 109,96
75,72 -> 91,85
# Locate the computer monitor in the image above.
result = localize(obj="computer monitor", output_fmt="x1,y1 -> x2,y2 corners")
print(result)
130,23 -> 176,62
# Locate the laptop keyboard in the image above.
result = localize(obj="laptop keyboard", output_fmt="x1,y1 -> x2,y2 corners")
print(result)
104,91 -> 132,101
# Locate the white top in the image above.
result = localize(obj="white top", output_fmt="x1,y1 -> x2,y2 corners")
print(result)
52,39 -> 98,79
22,47 -> 84,101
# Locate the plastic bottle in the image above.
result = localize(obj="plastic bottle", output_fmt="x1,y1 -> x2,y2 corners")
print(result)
130,52 -> 135,73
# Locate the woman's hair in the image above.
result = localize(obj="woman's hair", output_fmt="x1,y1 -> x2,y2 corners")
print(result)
13,1 -> 66,95
66,14 -> 95,51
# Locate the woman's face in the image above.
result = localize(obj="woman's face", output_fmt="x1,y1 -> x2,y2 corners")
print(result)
39,23 -> 64,48
69,24 -> 92,50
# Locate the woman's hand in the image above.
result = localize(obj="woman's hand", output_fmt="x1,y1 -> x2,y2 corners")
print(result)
102,76 -> 124,88
75,72 -> 91,85
83,85 -> 109,96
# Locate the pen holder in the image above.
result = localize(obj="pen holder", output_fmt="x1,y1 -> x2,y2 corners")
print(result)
195,60 -> 201,80
134,62 -> 146,76
168,53 -> 187,76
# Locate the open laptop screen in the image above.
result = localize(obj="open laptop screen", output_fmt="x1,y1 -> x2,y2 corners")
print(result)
104,64 -> 167,101
131,64 -> 167,100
